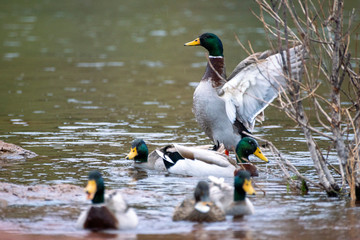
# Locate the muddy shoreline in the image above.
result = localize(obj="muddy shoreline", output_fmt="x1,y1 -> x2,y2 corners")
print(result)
0,182 -> 84,205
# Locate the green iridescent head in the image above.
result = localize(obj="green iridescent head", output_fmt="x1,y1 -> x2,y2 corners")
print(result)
185,33 -> 224,57
85,170 -> 105,204
235,137 -> 268,163
126,139 -> 149,163
234,170 -> 255,201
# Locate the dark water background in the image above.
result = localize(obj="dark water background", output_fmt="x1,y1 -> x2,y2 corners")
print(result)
0,1 -> 360,239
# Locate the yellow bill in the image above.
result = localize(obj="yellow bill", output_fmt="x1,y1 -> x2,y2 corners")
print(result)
184,37 -> 201,46
254,147 -> 268,162
126,147 -> 138,160
243,179 -> 256,195
85,180 -> 97,200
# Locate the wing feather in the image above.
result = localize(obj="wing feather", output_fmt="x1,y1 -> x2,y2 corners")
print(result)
155,149 -> 173,164
221,45 -> 305,130
174,144 -> 235,168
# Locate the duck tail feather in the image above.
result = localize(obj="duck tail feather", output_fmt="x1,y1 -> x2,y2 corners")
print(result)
208,176 -> 225,186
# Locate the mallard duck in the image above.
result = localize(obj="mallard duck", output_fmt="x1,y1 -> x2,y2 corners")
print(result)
126,139 -> 167,171
157,136 -> 268,177
76,171 -> 138,231
125,138 -> 223,171
185,33 -> 304,152
173,180 -> 225,222
209,170 -> 255,217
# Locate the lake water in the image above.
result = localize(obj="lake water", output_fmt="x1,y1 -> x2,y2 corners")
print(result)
1,1 -> 360,239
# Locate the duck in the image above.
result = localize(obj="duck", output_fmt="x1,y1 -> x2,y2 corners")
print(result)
172,180 -> 225,222
125,138 -> 224,171
126,139 -> 167,171
156,136 -> 268,177
76,171 -> 138,231
209,170 -> 255,217
184,33 -> 304,152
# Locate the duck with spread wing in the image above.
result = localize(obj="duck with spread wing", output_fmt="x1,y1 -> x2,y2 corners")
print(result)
185,33 -> 305,152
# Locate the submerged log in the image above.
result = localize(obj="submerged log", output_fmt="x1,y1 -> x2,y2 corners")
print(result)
0,140 -> 37,162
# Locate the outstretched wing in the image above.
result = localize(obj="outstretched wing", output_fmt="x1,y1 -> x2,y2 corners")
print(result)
221,45 -> 305,131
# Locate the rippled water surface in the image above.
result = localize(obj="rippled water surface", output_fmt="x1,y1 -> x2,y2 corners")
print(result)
1,0 -> 360,239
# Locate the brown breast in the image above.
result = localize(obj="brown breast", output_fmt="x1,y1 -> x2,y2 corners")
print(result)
234,163 -> 259,177
202,57 -> 227,88
84,206 -> 118,230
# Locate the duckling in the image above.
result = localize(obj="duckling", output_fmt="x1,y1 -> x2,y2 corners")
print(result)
76,171 -> 138,230
173,181 -> 225,222
209,170 -> 255,217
